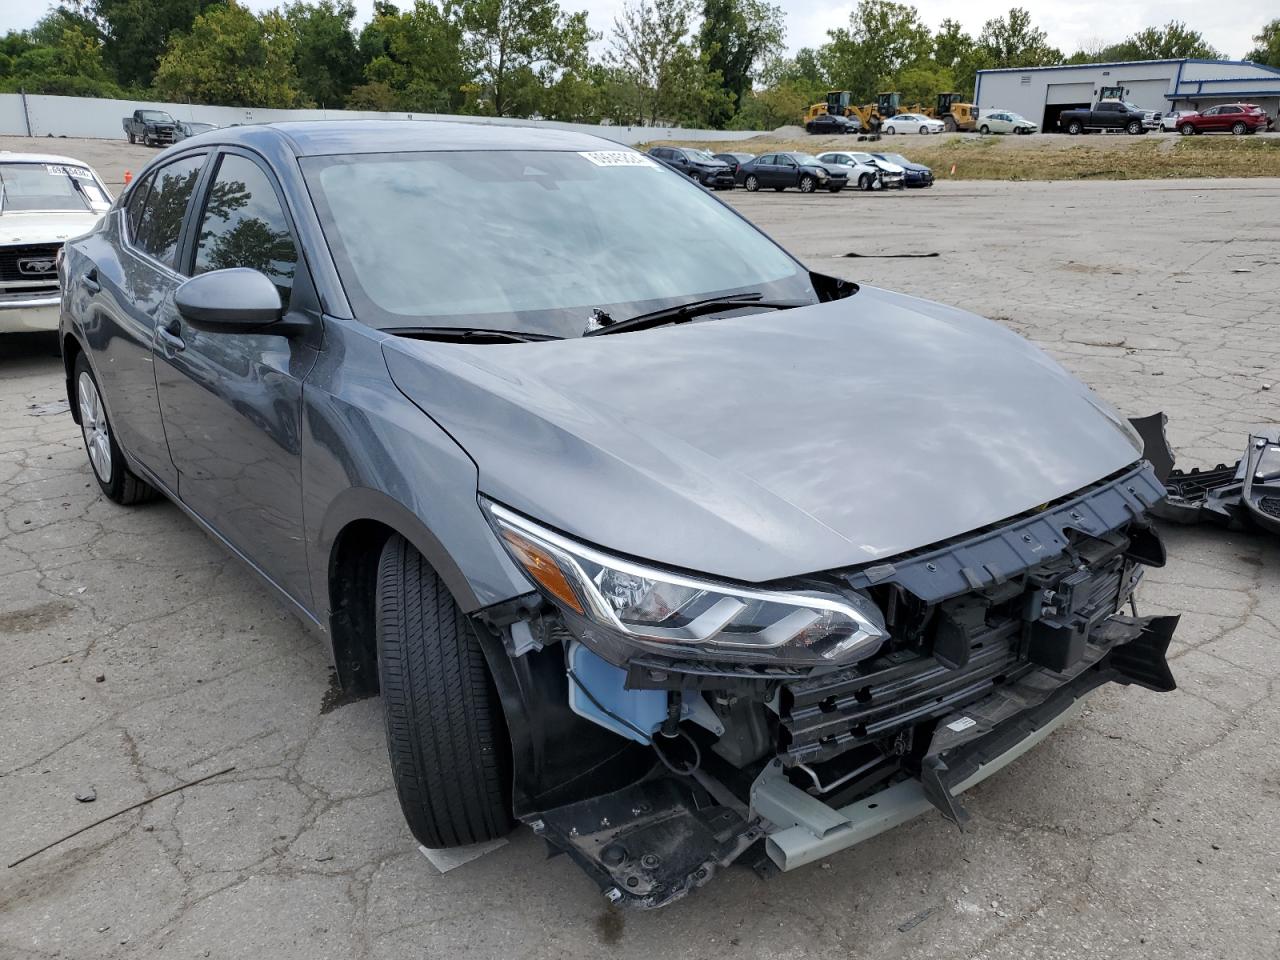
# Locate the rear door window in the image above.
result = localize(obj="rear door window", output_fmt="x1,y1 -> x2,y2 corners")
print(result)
133,154 -> 205,269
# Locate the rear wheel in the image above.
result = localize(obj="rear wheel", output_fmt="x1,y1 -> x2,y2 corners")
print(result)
744,174 -> 759,192
1067,120 -> 1083,135
377,535 -> 514,848
1181,123 -> 1195,136
798,175 -> 816,193
127,132 -> 135,144
1232,121 -> 1247,135
74,353 -> 158,506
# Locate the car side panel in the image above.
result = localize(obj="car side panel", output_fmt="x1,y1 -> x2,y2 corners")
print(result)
65,213 -> 179,489
302,318 -> 533,618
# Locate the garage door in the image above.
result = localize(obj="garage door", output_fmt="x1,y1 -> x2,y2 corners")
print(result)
1117,79 -> 1170,113
1046,81 -> 1095,105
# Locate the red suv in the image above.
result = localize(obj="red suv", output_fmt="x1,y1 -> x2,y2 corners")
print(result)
1177,103 -> 1271,135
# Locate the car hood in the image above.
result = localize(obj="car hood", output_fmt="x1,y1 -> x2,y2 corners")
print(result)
874,160 -> 906,174
0,210 -> 104,244
382,287 -> 1143,583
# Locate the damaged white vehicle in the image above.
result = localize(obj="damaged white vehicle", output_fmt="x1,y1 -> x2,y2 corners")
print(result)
1,153 -> 111,333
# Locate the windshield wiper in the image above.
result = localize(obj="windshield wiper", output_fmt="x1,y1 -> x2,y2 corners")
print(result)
584,293 -> 807,337
389,326 -> 560,344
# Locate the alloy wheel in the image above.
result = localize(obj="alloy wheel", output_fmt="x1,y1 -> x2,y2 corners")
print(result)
78,371 -> 113,484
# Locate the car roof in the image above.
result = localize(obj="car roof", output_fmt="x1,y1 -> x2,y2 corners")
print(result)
198,119 -> 622,157
0,150 -> 99,167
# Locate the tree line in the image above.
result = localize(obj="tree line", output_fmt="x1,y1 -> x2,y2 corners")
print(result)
1,0 -> 1277,131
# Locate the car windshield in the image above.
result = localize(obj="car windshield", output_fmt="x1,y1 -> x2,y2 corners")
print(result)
688,149 -> 716,161
0,161 -> 109,213
304,150 -> 811,338
140,111 -> 174,122
879,153 -> 907,164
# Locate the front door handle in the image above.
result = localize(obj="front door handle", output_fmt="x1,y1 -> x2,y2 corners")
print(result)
82,268 -> 100,294
157,318 -> 185,352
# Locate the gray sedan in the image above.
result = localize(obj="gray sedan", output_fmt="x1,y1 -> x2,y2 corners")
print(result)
59,121 -> 1179,909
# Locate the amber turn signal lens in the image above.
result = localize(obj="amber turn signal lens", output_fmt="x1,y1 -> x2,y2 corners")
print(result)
500,529 -> 585,614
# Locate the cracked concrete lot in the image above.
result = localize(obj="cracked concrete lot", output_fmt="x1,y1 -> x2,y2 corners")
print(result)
2,166 -> 1279,959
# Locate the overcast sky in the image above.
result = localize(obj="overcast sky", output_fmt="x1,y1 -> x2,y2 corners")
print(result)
3,0 -> 1273,61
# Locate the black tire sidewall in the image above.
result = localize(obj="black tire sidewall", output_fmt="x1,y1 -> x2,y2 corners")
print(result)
74,353 -> 133,503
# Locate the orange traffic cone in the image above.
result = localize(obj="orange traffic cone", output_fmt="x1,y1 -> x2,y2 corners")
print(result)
949,163 -> 956,176
123,170 -> 132,185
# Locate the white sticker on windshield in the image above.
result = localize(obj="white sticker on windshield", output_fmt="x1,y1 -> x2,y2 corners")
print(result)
46,164 -> 93,180
578,151 -> 656,168
946,716 -> 977,733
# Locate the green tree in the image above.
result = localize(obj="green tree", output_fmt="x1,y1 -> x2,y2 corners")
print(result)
820,1 -> 932,101
697,0 -> 784,127
153,2 -> 305,108
606,0 -> 694,124
71,0 -> 218,90
1247,19 -> 1280,67
283,1 -> 362,108
459,0 -> 593,117
0,11 -> 122,97
1106,21 -> 1221,61
977,7 -> 1061,68
358,0 -> 473,113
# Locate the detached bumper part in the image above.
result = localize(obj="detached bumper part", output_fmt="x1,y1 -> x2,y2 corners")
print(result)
1154,428 -> 1280,537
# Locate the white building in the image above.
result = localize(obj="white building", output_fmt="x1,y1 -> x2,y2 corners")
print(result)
974,58 -> 1280,131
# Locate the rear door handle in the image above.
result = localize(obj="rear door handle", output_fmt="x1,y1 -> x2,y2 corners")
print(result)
82,269 -> 100,294
157,318 -> 185,352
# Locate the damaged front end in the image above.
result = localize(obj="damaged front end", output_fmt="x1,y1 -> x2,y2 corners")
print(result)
475,461 -> 1179,908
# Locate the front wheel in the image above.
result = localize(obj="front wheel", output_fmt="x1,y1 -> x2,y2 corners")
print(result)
884,126 -> 895,135
1127,120 -> 1143,135
1232,121 -> 1247,135
74,353 -> 158,505
377,535 -> 515,849
919,126 -> 930,135
858,173 -> 874,191
798,175 -> 816,193
980,124 -> 990,135
1180,123 -> 1195,136
943,116 -> 957,132
744,174 -> 759,192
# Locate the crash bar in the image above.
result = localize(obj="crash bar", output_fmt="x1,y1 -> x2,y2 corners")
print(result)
763,697 -> 1088,872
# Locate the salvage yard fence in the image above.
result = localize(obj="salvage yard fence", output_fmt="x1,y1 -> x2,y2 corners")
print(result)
0,92 -> 762,146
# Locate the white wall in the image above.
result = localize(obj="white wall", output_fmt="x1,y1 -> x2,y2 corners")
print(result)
0,92 -> 763,146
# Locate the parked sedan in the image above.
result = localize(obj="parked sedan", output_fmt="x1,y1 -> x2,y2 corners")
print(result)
0,153 -> 112,333
882,113 -> 945,135
805,113 -> 862,135
646,146 -> 735,188
60,120 -> 1180,911
712,152 -> 754,178
1160,110 -> 1196,132
816,151 -> 884,191
870,152 -> 933,187
738,152 -> 846,192
977,111 -> 1038,135
1176,103 -> 1270,135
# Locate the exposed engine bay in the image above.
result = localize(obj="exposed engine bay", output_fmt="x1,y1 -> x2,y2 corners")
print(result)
475,461 -> 1179,908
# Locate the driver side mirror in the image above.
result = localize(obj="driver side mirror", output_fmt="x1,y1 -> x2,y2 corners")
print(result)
175,267 -> 283,331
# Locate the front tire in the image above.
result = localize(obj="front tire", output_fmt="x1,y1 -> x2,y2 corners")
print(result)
377,535 -> 514,849
858,173 -> 874,191
980,124 -> 990,135
798,175 -> 816,193
1181,123 -> 1195,136
744,174 -> 759,192
1127,120 -> 1143,135
74,353 -> 158,506
885,126 -> 896,135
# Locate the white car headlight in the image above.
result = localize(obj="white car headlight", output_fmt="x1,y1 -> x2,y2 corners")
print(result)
484,501 -> 887,667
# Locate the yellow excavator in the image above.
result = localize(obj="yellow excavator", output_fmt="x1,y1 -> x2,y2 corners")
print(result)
805,90 -> 977,132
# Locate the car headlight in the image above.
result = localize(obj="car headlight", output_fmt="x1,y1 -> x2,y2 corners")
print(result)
483,501 -> 887,667
815,168 -> 828,179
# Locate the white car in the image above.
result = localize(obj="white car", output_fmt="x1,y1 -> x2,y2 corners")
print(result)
883,114 -> 945,135
1160,110 -> 1196,132
977,110 -> 1039,135
817,151 -> 882,190
0,152 -> 112,334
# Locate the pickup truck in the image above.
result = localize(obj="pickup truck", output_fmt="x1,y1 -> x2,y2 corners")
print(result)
1060,100 -> 1152,135
122,110 -> 180,147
